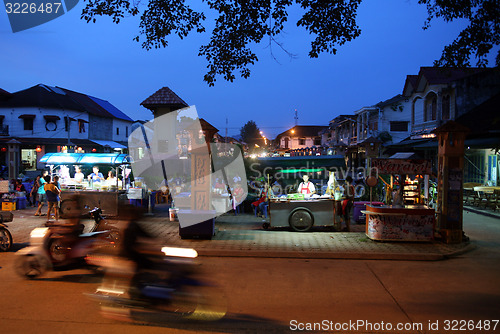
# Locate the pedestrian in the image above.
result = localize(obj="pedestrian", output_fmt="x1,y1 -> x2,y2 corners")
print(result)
53,175 -> 61,190
34,171 -> 49,216
30,176 -> 40,207
341,176 -> 355,232
44,175 -> 61,221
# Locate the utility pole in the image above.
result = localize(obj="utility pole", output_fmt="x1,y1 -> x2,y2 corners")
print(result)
294,109 -> 298,126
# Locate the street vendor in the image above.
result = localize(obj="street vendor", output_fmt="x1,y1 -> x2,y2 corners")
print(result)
88,166 -> 104,183
297,174 -> 316,197
74,166 -> 85,183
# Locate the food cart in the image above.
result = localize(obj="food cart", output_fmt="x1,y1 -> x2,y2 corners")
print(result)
363,157 -> 436,241
268,195 -> 338,232
39,153 -> 132,216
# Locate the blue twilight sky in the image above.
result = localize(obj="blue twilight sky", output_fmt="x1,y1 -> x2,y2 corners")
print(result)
0,1 -> 494,139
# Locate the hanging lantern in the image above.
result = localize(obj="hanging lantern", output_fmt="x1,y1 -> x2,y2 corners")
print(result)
35,146 -> 42,152
92,148 -> 97,152
0,147 -> 6,152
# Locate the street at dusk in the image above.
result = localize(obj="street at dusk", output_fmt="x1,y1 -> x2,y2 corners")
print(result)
1,1 -> 500,333
1,207 -> 500,333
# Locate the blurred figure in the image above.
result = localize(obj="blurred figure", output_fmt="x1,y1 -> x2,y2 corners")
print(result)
53,175 -> 61,190
232,182 -> 245,215
341,176 -> 355,232
74,166 -> 85,183
29,176 -> 40,207
88,166 -> 104,183
107,170 -> 117,183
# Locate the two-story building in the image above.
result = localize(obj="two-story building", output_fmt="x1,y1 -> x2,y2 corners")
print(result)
355,94 -> 412,145
403,67 -> 500,137
0,84 -> 134,173
275,125 -> 327,155
390,67 -> 500,182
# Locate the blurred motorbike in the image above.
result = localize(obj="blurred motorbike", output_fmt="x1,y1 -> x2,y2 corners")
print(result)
86,245 -> 227,323
14,208 -> 118,279
0,212 -> 13,251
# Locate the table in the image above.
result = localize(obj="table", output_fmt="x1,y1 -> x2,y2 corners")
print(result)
473,186 -> 500,193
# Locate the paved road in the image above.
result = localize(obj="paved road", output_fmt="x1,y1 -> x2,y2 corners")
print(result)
0,208 -> 498,333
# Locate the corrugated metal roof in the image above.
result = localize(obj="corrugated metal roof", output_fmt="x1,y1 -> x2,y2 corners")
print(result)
89,96 -> 133,122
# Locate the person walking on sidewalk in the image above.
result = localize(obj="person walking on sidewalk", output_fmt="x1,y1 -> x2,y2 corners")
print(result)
34,171 -> 48,216
44,175 -> 61,221
341,176 -> 355,232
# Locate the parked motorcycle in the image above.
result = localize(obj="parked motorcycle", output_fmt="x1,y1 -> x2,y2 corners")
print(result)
0,218 -> 13,252
14,208 -> 117,279
86,245 -> 227,323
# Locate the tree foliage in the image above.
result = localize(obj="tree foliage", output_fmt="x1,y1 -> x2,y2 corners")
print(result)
81,0 -> 500,86
418,0 -> 500,68
240,120 -> 264,150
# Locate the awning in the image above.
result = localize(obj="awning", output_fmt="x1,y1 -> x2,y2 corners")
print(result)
254,155 -> 346,170
18,114 -> 36,119
39,153 -> 130,165
90,140 -> 127,149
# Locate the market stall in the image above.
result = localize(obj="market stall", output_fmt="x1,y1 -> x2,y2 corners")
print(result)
39,153 -> 132,216
364,157 -> 435,241
268,196 -> 338,232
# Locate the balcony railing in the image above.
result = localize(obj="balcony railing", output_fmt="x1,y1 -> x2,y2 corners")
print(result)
411,121 -> 438,134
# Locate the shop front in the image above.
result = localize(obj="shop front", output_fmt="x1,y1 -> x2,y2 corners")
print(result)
364,157 -> 436,241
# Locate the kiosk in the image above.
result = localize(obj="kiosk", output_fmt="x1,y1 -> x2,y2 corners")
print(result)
39,153 -> 131,216
364,157 -> 436,241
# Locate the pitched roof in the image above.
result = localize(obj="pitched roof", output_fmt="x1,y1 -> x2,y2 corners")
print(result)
58,87 -> 113,118
0,88 -> 12,101
89,95 -> 134,122
403,67 -> 492,96
329,114 -> 356,124
375,94 -> 404,108
276,125 -> 327,139
0,84 -> 85,111
141,87 -> 189,111
0,84 -> 134,122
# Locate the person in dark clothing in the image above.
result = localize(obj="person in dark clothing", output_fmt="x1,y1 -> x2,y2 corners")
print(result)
342,176 -> 355,232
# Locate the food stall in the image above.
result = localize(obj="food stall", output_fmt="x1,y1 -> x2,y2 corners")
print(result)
39,153 -> 132,216
268,195 -> 338,232
363,157 -> 435,241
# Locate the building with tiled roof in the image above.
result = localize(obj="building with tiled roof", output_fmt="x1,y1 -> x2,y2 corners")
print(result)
402,67 -> 500,136
0,84 -> 135,172
141,87 -> 189,116
275,125 -> 327,151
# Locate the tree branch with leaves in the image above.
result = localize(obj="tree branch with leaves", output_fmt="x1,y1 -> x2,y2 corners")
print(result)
81,0 -> 499,86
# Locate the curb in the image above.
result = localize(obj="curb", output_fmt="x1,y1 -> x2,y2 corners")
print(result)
463,207 -> 500,219
196,248 -> 447,261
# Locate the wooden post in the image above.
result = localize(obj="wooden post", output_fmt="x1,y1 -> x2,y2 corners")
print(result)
433,121 -> 469,244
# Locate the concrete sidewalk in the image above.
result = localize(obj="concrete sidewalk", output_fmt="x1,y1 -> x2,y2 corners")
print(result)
5,203 -> 488,261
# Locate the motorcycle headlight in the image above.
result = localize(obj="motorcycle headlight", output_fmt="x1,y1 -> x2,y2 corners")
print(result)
161,246 -> 198,258
30,227 -> 49,239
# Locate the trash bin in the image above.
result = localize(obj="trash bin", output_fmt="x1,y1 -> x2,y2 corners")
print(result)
178,209 -> 216,239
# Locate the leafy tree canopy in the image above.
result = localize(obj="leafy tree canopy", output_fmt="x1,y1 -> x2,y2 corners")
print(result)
81,0 -> 500,86
240,120 -> 264,150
